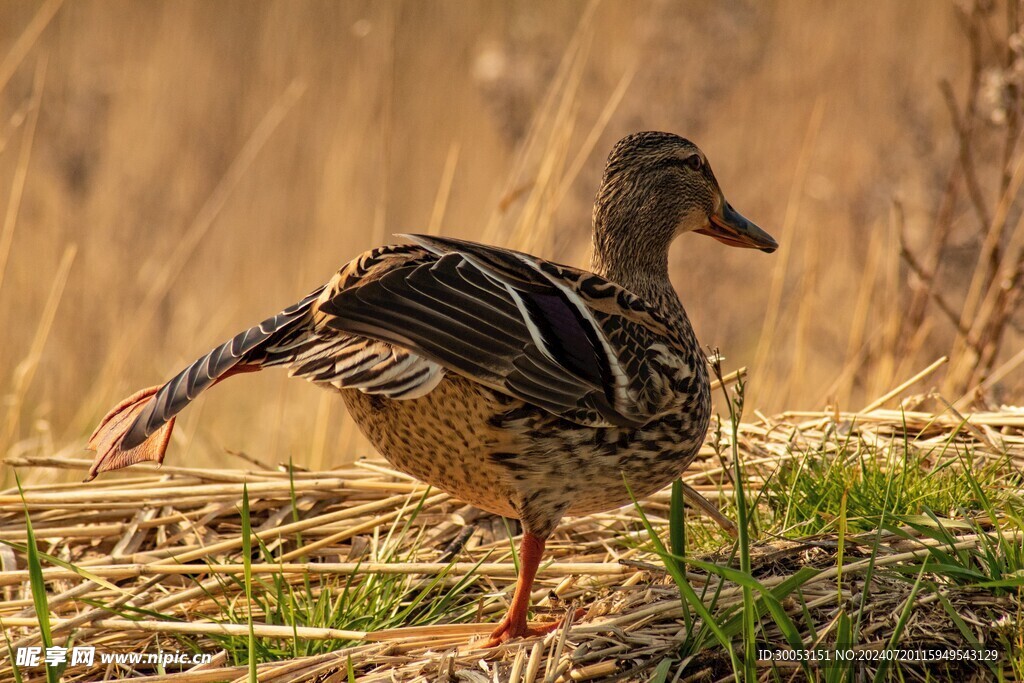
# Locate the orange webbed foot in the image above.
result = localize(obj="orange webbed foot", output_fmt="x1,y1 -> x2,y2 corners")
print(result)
476,618 -> 553,649
475,607 -> 587,649
86,385 -> 174,481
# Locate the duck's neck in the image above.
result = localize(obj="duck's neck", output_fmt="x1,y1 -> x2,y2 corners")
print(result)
590,213 -> 676,302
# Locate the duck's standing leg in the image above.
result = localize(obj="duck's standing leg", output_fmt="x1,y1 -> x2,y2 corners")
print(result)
480,531 -> 558,647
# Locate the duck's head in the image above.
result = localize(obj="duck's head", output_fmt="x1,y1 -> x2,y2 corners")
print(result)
593,133 -> 776,282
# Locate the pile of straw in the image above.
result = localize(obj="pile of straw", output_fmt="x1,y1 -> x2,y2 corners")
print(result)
1,392 -> 1021,682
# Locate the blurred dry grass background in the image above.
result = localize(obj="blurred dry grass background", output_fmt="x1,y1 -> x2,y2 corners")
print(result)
2,0 -> 1019,476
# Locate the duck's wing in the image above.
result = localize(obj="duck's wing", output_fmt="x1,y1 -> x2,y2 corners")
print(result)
281,249 -> 445,400
320,234 -> 685,427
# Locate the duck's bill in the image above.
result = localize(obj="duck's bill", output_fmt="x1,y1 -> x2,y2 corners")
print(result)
696,202 -> 778,253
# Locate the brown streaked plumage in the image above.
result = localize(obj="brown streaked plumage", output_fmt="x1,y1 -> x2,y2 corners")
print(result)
86,131 -> 777,647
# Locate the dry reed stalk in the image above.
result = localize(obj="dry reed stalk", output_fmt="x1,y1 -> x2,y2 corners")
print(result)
0,0 -> 61,96
549,65 -> 636,214
484,0 -> 599,239
954,344 -> 1024,409
828,220 -> 885,407
307,391 -> 335,473
426,142 -> 461,237
0,560 -> 635,587
859,356 -> 948,413
0,56 -> 45,298
921,2 -> 1024,397
508,52 -> 582,253
0,615 -> 369,640
786,213 -> 820,406
867,216 -> 904,402
750,97 -> 825,407
1,241 -> 74,451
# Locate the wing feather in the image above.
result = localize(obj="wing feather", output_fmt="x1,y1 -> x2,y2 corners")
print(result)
319,235 -> 664,427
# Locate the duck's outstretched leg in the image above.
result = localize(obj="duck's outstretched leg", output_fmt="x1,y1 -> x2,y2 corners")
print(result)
85,365 -> 260,480
86,385 -> 175,480
85,288 -> 324,480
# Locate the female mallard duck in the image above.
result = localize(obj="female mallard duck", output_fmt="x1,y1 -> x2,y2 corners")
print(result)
87,131 -> 776,647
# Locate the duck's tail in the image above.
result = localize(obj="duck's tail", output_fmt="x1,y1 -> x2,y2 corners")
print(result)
85,288 -> 323,480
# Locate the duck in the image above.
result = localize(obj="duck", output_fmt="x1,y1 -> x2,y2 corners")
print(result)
86,131 -> 776,648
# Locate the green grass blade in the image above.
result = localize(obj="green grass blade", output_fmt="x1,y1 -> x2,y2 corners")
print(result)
16,472 -> 57,683
627,475 -> 739,671
2,625 -> 24,683
713,361 -> 755,680
872,557 -> 929,683
683,556 -> 814,676
669,478 -> 692,634
240,483 -> 258,683
935,590 -> 1000,678
0,540 -> 132,597
650,657 -> 673,682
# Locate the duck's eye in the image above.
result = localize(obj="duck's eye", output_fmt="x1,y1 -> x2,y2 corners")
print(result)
659,155 -> 704,173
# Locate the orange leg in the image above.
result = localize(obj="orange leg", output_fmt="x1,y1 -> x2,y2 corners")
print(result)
480,532 -> 559,648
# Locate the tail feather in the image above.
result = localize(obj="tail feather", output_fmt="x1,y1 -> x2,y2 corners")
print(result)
87,287 -> 323,477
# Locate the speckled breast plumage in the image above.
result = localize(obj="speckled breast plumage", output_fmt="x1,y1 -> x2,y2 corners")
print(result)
342,367 -> 709,537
